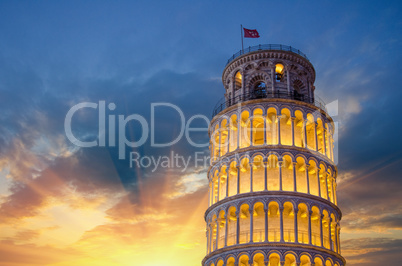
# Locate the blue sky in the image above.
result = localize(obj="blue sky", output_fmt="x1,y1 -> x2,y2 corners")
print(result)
0,1 -> 402,265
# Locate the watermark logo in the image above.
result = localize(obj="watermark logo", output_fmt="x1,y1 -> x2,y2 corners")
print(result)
64,100 -> 339,171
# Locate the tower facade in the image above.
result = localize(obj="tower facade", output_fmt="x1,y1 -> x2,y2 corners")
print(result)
203,45 -> 345,266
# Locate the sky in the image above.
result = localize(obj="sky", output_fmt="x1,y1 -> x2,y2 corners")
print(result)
0,0 -> 402,265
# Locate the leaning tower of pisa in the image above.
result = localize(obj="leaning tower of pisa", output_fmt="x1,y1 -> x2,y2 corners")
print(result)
203,44 -> 345,266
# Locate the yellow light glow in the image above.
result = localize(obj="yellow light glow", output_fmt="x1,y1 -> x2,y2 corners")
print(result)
275,64 -> 284,74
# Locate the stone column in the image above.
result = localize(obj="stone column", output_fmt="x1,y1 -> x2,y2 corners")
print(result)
227,121 -> 230,154
293,162 -> 297,192
303,118 -> 308,148
328,217 -> 333,250
291,117 -> 295,146
331,177 -> 335,203
264,207 -> 269,242
226,164 -> 230,198
317,170 -> 321,197
263,112 -> 267,145
306,163 -> 310,194
323,125 -> 327,156
315,122 -> 319,152
280,206 -> 284,242
334,222 -> 339,253
237,115 -> 240,149
325,171 -> 329,200
225,214 -> 229,247
320,214 -> 324,248
218,125 -> 221,157
249,162 -> 253,192
278,161 -> 283,191
249,117 -> 253,147
308,210 -> 312,245
215,218 -> 219,250
271,67 -> 275,95
249,207 -> 254,243
237,166 -> 240,195
236,211 -> 240,245
217,174 -> 221,202
264,159 -> 268,191
277,114 -> 281,145
206,224 -> 210,253
294,207 -> 299,243
286,68 -> 291,94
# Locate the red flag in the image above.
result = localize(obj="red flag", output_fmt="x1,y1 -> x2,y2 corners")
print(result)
243,28 -> 260,38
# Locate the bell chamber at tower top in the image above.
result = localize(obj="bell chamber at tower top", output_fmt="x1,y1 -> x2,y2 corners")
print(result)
212,44 -> 330,118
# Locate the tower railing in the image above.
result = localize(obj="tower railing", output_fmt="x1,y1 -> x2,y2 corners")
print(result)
212,90 -> 327,117
226,44 -> 309,66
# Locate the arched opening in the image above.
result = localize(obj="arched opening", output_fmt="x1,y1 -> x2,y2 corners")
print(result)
268,201 -> 280,242
322,210 -> 330,249
280,108 -> 292,145
212,170 -> 219,204
219,166 -> 227,201
216,260 -> 224,266
253,253 -> 265,266
296,157 -> 307,193
217,210 -> 226,249
317,118 -> 325,154
284,254 -> 296,266
294,110 -> 304,147
239,254 -> 250,266
325,123 -> 331,159
325,259 -> 333,266
314,257 -> 324,266
319,164 -> 328,200
227,257 -> 235,266
252,155 -> 264,192
240,111 -> 251,148
253,81 -> 267,98
308,160 -> 319,196
229,114 -> 238,152
266,107 -> 278,145
300,255 -> 311,266
311,206 -> 321,246
297,203 -> 309,244
228,161 -> 238,197
213,124 -> 220,160
268,253 -> 281,266
327,169 -> 334,203
306,113 -> 316,151
211,214 -> 217,251
331,213 -> 337,252
267,154 -> 279,191
275,64 -> 284,81
227,206 -> 237,246
220,119 -> 228,157
252,108 -> 264,145
253,202 -> 265,242
293,79 -> 304,100
240,157 -> 250,194
239,204 -> 250,244
235,71 -> 242,90
283,202 -> 295,242
282,155 -> 294,192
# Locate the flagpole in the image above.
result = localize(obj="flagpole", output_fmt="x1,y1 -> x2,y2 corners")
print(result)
241,24 -> 244,53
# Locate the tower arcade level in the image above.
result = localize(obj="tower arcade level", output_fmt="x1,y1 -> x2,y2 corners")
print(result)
203,45 -> 344,266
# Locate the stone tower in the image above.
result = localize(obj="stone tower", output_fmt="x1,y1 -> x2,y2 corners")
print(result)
203,44 -> 345,266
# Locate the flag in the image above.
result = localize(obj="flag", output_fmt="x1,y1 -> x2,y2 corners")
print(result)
243,28 -> 260,38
